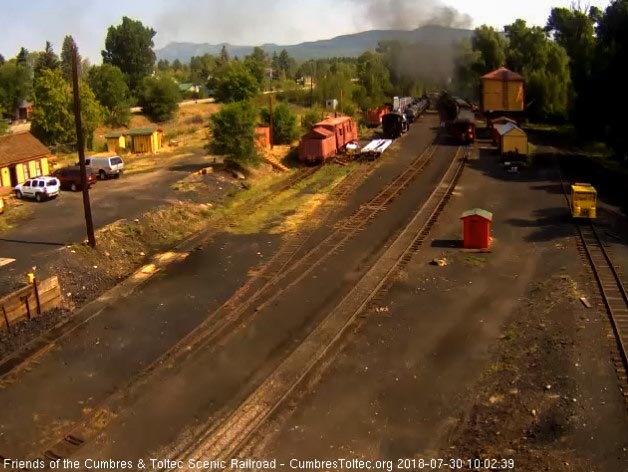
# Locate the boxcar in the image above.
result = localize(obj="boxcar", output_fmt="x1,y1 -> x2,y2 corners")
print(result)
571,183 -> 597,219
298,116 -> 358,163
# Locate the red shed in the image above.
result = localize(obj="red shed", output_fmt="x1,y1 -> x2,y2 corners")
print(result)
461,208 -> 493,249
299,126 -> 337,163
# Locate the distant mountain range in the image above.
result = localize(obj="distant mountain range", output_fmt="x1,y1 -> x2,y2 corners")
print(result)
155,25 -> 473,62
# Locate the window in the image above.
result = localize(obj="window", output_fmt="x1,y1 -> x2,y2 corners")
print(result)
46,179 -> 57,186
33,160 -> 42,177
24,181 -> 31,187
38,180 -> 45,187
22,163 -> 30,180
111,157 -> 122,165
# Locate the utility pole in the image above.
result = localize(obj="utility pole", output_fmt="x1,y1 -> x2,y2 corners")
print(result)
269,94 -> 274,150
339,88 -> 343,115
71,45 -> 96,248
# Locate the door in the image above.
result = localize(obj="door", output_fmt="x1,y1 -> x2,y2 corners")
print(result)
22,180 -> 34,197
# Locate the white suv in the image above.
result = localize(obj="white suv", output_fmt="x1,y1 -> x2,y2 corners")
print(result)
84,156 -> 124,179
14,177 -> 61,202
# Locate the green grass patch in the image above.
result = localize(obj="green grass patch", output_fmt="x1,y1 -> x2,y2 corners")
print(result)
216,164 -> 352,235
463,254 -> 488,267
0,201 -> 33,234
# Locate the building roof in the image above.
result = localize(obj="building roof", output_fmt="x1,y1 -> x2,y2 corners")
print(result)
495,122 -> 526,136
315,116 -> 352,126
461,208 -> 493,221
105,132 -> 124,139
16,99 -> 33,109
481,67 -> 524,81
127,128 -> 161,136
492,116 -> 517,125
0,132 -> 49,167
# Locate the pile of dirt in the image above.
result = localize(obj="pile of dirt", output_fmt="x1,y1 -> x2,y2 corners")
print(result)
446,273 -> 593,471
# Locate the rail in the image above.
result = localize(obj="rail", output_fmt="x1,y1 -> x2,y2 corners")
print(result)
169,146 -> 467,467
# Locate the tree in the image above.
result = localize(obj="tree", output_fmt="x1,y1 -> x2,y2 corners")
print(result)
102,16 -> 157,92
31,69 -> 102,148
30,69 -> 74,145
244,47 -> 267,85
471,26 -> 507,74
546,6 -> 601,133
209,100 -> 259,165
260,102 -> 299,144
76,81 -> 104,149
88,64 -> 131,126
277,49 -> 296,78
60,35 -> 79,81
137,75 -> 179,122
0,54 -> 5,66
213,61 -> 259,102
356,51 -> 392,109
34,41 -> 60,78
218,45 -> 230,67
0,61 -> 33,114
16,47 -> 29,65
504,19 -> 572,120
189,54 -> 216,83
596,0 -> 628,157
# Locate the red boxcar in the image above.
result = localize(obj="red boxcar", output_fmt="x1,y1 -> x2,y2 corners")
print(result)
298,116 -> 358,163
365,106 -> 390,127
298,127 -> 337,163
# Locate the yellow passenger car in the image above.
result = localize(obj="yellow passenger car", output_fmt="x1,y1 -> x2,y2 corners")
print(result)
571,183 -> 597,218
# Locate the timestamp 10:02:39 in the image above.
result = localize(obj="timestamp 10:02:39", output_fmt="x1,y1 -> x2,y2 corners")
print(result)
396,458 -> 515,470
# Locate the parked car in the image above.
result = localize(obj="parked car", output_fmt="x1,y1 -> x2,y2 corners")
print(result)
53,166 -> 97,191
84,156 -> 124,180
14,177 -> 61,202
0,196 -> 5,214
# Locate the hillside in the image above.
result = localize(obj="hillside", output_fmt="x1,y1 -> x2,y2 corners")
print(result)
155,25 -> 473,62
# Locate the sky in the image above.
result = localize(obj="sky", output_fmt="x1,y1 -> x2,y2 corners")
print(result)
0,0 -> 613,63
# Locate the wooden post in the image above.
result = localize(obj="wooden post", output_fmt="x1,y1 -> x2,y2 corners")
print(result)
71,44 -> 96,248
340,88 -> 343,115
33,278 -> 41,315
2,306 -> 11,334
269,94 -> 274,150
22,296 -> 31,320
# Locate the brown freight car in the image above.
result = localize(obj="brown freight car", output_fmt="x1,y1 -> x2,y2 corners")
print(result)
298,116 -> 358,164
298,127 -> 337,164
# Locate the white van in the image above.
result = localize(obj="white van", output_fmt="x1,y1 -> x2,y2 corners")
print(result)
84,156 -> 124,179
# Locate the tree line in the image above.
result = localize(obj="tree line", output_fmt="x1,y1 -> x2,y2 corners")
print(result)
453,1 -> 628,159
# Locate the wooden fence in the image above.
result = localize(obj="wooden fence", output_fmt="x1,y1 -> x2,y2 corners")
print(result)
0,276 -> 61,333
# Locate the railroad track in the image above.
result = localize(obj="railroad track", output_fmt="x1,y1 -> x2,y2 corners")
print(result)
576,223 -> 628,397
10,140 -> 441,466
557,165 -> 628,406
167,145 -> 468,469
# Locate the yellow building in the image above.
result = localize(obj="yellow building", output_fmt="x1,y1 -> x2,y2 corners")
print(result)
496,122 -> 528,155
127,128 -> 163,154
105,132 -> 127,153
0,132 -> 50,191
481,67 -> 525,113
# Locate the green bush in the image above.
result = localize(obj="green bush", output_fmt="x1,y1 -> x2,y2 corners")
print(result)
260,103 -> 300,145
137,75 -> 179,122
210,100 -> 260,166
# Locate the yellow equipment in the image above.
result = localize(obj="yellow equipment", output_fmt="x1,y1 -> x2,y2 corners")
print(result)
571,183 -> 597,219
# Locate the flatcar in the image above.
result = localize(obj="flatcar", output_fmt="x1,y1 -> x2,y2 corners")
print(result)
382,112 -> 408,139
571,183 -> 597,218
298,116 -> 358,164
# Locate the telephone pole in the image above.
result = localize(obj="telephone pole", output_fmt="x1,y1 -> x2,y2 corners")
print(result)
71,45 -> 96,248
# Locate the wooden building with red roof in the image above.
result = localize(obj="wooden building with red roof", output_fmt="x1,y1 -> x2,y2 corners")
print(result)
480,67 -> 525,114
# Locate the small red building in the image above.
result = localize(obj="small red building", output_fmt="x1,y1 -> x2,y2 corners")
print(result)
461,208 -> 493,249
298,115 -> 358,163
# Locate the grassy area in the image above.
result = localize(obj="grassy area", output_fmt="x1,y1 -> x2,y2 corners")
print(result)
0,200 -> 33,234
